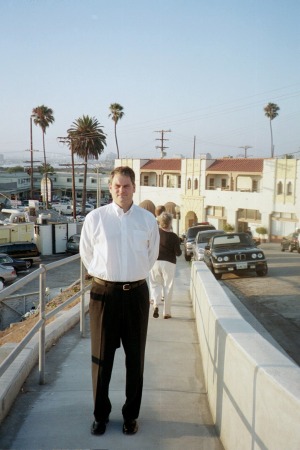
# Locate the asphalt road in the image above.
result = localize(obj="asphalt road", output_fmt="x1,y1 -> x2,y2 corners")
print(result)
16,253 -> 81,295
220,243 -> 300,366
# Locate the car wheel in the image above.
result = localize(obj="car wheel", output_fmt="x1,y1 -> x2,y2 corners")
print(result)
288,244 -> 293,252
256,266 -> 268,277
25,260 -> 31,269
185,253 -> 191,261
214,272 -> 222,280
281,246 -> 285,252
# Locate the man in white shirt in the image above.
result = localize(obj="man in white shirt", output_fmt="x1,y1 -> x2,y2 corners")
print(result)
80,166 -> 159,436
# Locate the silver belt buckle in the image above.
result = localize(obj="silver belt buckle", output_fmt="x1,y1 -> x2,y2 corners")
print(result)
123,283 -> 131,291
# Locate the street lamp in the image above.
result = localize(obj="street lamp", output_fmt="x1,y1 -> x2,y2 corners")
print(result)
175,205 -> 180,236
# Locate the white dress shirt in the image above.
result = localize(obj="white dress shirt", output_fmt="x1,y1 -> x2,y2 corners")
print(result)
80,202 -> 160,282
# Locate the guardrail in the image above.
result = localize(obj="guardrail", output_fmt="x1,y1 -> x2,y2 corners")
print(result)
0,254 -> 90,385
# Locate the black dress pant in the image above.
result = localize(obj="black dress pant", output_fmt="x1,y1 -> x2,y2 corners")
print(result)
89,280 -> 149,422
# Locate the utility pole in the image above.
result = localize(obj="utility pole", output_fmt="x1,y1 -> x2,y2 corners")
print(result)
25,116 -> 40,198
155,129 -> 171,158
238,146 -> 253,158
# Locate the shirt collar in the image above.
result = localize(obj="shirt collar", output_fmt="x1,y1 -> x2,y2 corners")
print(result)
112,201 -> 134,216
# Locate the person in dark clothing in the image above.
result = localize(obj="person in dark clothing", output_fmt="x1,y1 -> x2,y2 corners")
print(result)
149,212 -> 182,319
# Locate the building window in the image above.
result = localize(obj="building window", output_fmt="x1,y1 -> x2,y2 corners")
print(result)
144,175 -> 149,186
221,178 -> 227,188
67,178 -> 72,183
79,178 -> 83,183
252,180 -> 258,192
286,181 -> 292,195
187,178 -> 191,189
91,179 -> 96,184
277,181 -> 283,195
194,178 -> 198,189
178,175 -> 181,188
208,178 -> 214,189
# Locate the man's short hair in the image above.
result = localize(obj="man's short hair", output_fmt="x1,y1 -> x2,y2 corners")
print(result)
110,166 -> 135,185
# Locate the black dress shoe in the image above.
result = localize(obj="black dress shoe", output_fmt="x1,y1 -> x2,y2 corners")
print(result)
123,419 -> 138,435
91,418 -> 109,435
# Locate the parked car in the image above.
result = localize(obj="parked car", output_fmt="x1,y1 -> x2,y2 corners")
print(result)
0,242 -> 41,267
66,234 -> 81,254
79,203 -> 94,214
280,232 -> 300,253
184,222 -> 216,261
192,230 -> 226,261
0,263 -> 17,285
52,203 -> 80,215
203,232 -> 268,280
0,253 -> 31,271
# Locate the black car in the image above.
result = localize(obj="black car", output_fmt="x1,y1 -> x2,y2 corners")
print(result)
0,253 -> 31,272
0,242 -> 41,267
280,232 -> 300,253
184,222 -> 216,261
203,232 -> 268,280
66,234 -> 80,254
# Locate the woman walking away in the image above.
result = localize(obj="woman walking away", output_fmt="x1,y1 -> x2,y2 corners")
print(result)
149,212 -> 182,319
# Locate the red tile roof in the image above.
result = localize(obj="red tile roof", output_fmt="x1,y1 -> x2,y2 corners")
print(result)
141,159 -> 181,171
207,158 -> 265,172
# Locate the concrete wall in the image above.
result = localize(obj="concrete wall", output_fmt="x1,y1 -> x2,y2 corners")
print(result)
190,262 -> 300,450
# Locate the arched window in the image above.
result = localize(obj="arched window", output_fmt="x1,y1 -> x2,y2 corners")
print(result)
194,178 -> 198,189
287,181 -> 292,195
187,178 -> 191,189
277,181 -> 283,195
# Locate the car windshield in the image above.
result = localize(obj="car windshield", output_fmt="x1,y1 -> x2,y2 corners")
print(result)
0,255 -> 12,263
197,231 -> 224,243
68,235 -> 80,243
212,234 -> 253,247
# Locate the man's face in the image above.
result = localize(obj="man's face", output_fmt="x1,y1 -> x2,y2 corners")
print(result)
109,173 -> 135,211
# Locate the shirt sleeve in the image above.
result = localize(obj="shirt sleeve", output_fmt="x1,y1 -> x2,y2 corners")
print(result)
148,218 -> 160,269
79,214 -> 94,272
175,235 -> 182,257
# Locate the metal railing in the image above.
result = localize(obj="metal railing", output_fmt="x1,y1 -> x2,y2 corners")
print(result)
0,254 -> 90,384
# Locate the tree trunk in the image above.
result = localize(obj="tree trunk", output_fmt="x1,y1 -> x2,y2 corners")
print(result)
114,122 -> 119,159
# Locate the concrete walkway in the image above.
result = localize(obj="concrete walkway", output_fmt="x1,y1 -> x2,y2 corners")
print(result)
0,256 -> 224,450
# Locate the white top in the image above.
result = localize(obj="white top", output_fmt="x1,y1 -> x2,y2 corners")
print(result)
80,202 -> 160,282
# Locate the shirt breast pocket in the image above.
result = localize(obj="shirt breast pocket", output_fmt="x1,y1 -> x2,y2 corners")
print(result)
134,230 -> 148,251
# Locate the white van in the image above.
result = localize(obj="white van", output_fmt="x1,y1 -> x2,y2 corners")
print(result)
52,203 -> 80,215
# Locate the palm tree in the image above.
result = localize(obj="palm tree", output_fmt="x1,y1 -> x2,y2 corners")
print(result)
108,103 -> 124,158
264,102 -> 280,158
32,105 -> 55,208
67,115 -> 106,214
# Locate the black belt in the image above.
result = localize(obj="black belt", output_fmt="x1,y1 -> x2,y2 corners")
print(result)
93,277 -> 146,291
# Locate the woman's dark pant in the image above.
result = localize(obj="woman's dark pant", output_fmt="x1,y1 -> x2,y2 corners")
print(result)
89,280 -> 149,422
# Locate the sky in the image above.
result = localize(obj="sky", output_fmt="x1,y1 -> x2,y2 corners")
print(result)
0,0 -> 300,164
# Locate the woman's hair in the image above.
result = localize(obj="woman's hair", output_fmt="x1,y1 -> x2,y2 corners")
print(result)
157,212 -> 173,229
110,166 -> 135,185
155,205 -> 166,217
